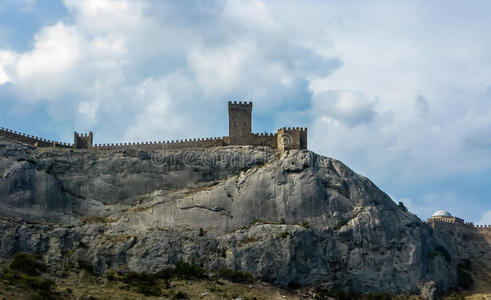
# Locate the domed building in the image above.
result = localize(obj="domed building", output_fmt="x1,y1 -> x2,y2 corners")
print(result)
427,210 -> 464,224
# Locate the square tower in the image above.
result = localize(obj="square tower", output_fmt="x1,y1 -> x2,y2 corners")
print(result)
74,131 -> 93,149
228,101 -> 252,145
277,127 -> 307,152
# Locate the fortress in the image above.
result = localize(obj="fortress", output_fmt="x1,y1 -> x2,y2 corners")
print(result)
0,101 -> 307,152
426,210 -> 491,232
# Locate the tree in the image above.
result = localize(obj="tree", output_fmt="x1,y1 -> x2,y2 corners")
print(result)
398,201 -> 408,212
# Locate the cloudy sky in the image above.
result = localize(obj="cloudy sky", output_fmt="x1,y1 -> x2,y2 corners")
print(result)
1,0 -> 490,223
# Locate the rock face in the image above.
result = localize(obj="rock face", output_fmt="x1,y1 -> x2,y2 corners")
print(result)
0,136 -> 458,295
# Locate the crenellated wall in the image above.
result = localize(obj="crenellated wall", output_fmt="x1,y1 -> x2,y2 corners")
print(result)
94,136 -> 225,151
427,218 -> 491,232
0,101 -> 308,152
249,132 -> 278,148
0,127 -> 72,148
277,127 -> 308,151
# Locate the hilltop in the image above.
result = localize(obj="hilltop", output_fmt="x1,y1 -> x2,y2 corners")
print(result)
0,135 -> 489,299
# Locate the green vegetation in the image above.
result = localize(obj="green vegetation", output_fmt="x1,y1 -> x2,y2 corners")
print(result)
199,227 -> 205,236
429,245 -> 452,263
81,215 -> 115,223
120,271 -> 162,296
1,252 -> 60,299
279,231 -> 289,239
9,252 -> 47,276
243,236 -> 259,244
101,261 -> 206,296
457,259 -> 473,289
77,259 -> 94,274
173,260 -> 207,280
173,291 -> 189,299
397,201 -> 408,212
216,268 -> 253,283
316,288 -> 394,300
444,294 -> 465,300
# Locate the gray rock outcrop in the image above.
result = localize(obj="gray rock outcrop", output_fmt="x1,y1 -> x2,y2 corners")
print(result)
0,136 -> 459,295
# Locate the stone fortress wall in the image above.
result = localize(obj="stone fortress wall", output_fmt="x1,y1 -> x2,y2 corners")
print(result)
0,101 -> 308,152
0,127 -> 72,148
427,217 -> 491,233
94,137 -> 226,151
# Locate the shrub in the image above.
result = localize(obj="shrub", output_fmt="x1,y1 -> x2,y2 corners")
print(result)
27,290 -> 59,300
220,249 -> 227,258
10,253 -> 47,276
105,270 -> 116,281
397,201 -> 408,212
20,274 -> 55,290
457,259 -> 473,290
243,236 -> 259,244
173,291 -> 189,299
434,245 -> 452,263
279,231 -> 289,239
77,259 -> 94,273
217,268 -> 253,283
121,271 -> 161,296
174,261 -> 206,279
81,216 -> 108,224
287,280 -> 301,289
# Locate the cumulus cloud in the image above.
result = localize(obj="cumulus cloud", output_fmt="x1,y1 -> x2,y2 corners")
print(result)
312,90 -> 377,127
1,0 -> 491,222
479,211 -> 491,225
0,50 -> 16,84
0,0 -> 339,141
15,22 -> 81,80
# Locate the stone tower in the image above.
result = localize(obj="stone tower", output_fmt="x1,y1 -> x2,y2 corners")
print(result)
73,131 -> 93,149
228,101 -> 252,145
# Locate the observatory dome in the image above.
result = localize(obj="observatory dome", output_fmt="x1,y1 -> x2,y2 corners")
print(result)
431,210 -> 452,217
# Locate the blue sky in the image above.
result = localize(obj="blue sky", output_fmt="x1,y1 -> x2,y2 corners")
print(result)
1,0 -> 490,224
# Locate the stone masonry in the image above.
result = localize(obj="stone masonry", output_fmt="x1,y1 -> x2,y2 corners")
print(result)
0,101 -> 307,152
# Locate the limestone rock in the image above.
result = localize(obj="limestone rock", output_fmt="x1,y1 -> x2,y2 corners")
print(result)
0,136 -> 460,295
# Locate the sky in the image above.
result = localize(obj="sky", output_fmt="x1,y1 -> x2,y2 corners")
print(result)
0,0 -> 490,224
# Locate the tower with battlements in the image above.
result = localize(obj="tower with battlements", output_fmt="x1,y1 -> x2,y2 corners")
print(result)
73,132 -> 93,149
1,101 -> 308,152
228,101 -> 253,145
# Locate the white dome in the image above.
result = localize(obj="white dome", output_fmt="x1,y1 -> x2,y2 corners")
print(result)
432,210 -> 452,217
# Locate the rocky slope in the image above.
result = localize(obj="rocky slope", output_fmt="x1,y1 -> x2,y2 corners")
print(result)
0,136 -> 460,296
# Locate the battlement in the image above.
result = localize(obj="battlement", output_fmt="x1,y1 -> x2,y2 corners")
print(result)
253,132 -> 277,137
279,127 -> 308,132
473,224 -> 491,230
426,218 -> 491,232
0,100 -> 308,152
93,136 -> 225,151
228,101 -> 253,106
277,127 -> 308,151
74,131 -> 93,149
0,127 -> 72,148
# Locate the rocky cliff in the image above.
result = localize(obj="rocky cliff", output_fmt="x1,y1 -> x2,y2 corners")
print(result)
0,136 -> 461,296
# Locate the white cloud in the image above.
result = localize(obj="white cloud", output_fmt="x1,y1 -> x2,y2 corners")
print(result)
479,211 -> 491,225
15,22 -> 81,79
312,90 -> 377,127
307,1 -> 491,187
0,50 -> 16,85
187,46 -> 247,96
